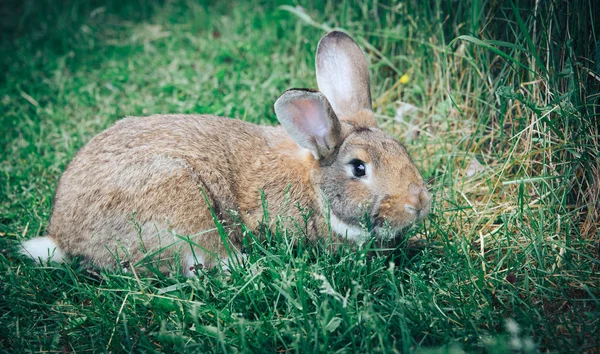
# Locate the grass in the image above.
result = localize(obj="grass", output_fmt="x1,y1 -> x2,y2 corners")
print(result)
1,0 -> 599,352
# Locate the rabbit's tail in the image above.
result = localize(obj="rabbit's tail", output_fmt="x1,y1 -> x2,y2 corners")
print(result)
20,236 -> 65,263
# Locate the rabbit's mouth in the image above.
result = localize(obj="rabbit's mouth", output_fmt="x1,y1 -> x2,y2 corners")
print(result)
369,213 -> 424,240
371,224 -> 414,241
328,207 -> 428,242
370,219 -> 406,241
328,213 -> 409,243
368,190 -> 431,237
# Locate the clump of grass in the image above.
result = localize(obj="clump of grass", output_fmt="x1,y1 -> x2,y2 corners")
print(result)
1,0 -> 598,352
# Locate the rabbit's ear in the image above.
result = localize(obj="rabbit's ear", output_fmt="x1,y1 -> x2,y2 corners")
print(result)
275,89 -> 342,160
316,31 -> 373,122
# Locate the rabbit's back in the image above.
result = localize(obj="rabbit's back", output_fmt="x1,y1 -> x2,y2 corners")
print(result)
48,114 -> 273,268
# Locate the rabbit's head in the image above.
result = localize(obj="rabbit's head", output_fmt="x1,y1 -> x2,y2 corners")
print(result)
275,31 -> 430,241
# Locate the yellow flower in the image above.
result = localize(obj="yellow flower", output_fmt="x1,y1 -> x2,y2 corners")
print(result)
399,74 -> 410,84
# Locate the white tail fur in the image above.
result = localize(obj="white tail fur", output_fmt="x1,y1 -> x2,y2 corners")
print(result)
20,236 -> 65,263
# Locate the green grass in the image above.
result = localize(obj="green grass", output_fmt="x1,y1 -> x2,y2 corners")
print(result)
1,0 -> 599,352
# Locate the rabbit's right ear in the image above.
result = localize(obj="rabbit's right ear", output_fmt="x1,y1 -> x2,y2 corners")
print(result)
316,31 -> 373,123
274,89 -> 342,160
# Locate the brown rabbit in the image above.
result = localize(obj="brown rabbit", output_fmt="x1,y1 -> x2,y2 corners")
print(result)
21,31 -> 431,275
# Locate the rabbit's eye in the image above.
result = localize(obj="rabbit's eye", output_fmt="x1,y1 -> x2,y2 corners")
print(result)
349,159 -> 366,178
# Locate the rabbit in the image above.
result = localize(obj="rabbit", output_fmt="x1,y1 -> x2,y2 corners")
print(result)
20,31 -> 431,276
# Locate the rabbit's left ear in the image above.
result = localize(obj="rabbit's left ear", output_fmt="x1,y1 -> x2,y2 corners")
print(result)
274,89 -> 342,160
316,31 -> 373,123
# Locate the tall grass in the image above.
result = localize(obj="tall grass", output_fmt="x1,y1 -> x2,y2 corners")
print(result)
1,0 -> 598,352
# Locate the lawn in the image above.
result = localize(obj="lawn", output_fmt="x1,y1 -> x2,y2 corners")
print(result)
1,0 -> 599,352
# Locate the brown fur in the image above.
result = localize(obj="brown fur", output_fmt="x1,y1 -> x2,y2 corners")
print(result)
49,115 -> 330,269
24,31 -> 431,273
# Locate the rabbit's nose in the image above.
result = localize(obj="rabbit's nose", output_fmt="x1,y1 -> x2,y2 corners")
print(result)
404,183 -> 431,217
